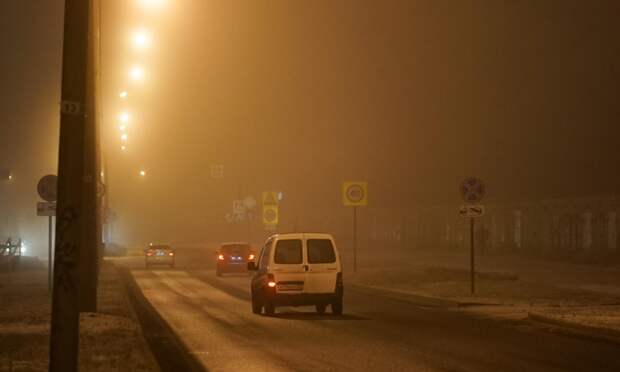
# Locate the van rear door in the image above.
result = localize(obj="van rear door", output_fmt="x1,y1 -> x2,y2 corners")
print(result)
303,238 -> 339,294
272,239 -> 305,293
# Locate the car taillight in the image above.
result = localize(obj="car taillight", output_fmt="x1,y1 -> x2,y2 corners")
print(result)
218,254 -> 225,260
146,252 -> 153,257
168,252 -> 174,256
267,273 -> 276,288
248,254 -> 255,260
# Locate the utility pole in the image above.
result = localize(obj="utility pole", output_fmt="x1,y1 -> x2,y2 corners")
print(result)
78,0 -> 101,313
49,0 -> 94,370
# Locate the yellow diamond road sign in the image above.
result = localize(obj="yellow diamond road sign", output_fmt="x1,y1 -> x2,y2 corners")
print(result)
342,181 -> 368,206
262,205 -> 279,225
262,191 -> 278,206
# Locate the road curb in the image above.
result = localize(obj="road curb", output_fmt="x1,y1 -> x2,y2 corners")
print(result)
528,312 -> 620,345
118,267 -> 208,372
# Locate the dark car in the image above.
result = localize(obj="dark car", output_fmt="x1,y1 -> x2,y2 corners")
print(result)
145,244 -> 175,269
216,242 -> 255,276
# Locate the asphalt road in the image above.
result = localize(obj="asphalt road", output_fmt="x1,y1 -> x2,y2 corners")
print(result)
126,263 -> 620,372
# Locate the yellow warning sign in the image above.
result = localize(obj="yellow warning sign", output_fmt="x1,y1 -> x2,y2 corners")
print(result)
262,191 -> 278,206
342,181 -> 368,206
262,205 -> 279,225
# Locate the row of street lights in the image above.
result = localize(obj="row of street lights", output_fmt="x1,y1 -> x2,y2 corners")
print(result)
115,0 -> 167,177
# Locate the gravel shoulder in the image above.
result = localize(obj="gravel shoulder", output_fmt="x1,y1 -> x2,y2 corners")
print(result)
0,259 -> 159,371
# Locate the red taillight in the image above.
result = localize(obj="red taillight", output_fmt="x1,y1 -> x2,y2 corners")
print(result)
168,252 -> 174,257
248,254 -> 255,260
267,273 -> 276,288
218,254 -> 225,261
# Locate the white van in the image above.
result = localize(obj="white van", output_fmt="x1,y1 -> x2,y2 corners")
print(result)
248,233 -> 343,316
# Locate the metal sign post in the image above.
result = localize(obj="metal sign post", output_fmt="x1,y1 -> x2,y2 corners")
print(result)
353,206 -> 358,273
459,178 -> 486,295
343,181 -> 367,273
470,217 -> 475,294
37,183 -> 58,293
48,216 -> 53,293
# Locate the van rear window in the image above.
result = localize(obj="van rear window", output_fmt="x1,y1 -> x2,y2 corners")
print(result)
307,239 -> 336,264
274,240 -> 303,264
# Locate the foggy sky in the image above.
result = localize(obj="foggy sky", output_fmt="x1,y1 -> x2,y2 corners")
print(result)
1,1 -> 619,247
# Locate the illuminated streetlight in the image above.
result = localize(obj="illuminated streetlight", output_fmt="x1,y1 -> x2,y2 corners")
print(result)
138,0 -> 166,10
139,170 -> 147,177
119,91 -> 128,99
119,112 -> 130,123
121,145 -> 127,151
121,133 -> 128,142
119,124 -> 127,131
132,30 -> 151,50
129,66 -> 145,81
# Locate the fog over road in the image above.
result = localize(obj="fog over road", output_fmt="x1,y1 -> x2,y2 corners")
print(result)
119,257 -> 620,372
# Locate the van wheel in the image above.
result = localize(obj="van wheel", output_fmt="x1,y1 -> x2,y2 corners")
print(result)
315,304 -> 327,315
264,301 -> 275,316
251,293 -> 262,314
331,298 -> 343,316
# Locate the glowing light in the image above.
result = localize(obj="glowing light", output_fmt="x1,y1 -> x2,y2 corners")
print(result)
121,145 -> 127,151
120,125 -> 127,131
138,0 -> 166,10
121,133 -> 128,142
119,112 -> 130,123
129,66 -> 145,81
267,281 -> 276,288
119,91 -> 128,99
139,170 -> 147,177
132,30 -> 151,50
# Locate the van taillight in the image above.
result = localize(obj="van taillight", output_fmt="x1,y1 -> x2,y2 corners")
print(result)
218,254 -> 225,260
267,273 -> 276,288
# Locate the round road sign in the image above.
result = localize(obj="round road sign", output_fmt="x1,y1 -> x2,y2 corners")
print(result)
37,175 -> 58,202
346,184 -> 365,203
460,177 -> 485,203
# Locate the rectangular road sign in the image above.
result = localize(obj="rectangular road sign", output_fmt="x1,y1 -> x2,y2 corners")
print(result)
210,164 -> 224,178
262,205 -> 279,225
459,205 -> 485,218
37,202 -> 56,216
